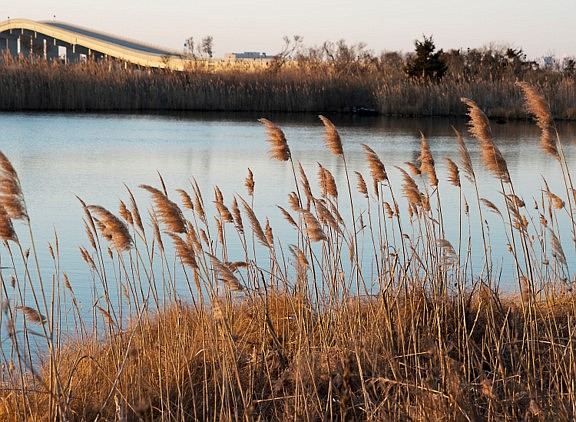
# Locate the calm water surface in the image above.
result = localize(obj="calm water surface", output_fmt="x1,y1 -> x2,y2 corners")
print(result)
0,112 -> 575,311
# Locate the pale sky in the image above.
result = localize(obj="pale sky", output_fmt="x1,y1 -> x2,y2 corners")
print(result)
5,1 -> 575,59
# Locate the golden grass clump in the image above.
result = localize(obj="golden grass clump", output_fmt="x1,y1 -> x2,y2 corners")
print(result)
259,118 -> 291,161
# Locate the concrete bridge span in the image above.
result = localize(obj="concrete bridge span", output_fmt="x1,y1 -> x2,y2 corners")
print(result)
0,18 -> 188,70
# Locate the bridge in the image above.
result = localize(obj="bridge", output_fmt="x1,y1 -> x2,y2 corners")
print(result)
0,18 -> 189,70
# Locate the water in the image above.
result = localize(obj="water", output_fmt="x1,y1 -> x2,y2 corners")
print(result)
0,112 -> 575,318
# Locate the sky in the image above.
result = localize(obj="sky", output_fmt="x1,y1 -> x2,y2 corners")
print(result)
5,1 -> 576,60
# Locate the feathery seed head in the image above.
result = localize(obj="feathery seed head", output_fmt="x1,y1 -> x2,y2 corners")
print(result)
259,118 -> 291,161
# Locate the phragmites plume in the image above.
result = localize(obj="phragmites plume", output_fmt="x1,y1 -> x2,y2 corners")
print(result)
461,98 -> 510,183
318,164 -> 338,199
119,200 -> 133,225
125,186 -> 144,233
354,171 -> 368,197
16,306 -> 46,324
208,254 -> 244,291
361,144 -> 387,183
140,184 -> 187,233
245,168 -> 255,196
314,199 -> 340,233
176,189 -> 194,211
258,118 -> 291,161
278,205 -> 298,227
516,82 -> 558,160
445,158 -> 461,188
301,209 -> 327,242
419,133 -> 438,186
318,115 -> 343,156
480,198 -> 502,216
298,163 -> 313,207
404,162 -> 421,176
214,187 -> 233,223
549,230 -> 567,266
168,233 -> 198,269
265,218 -> 274,246
239,196 -> 269,247
453,127 -> 475,183
0,151 -> 27,221
88,205 -> 133,252
231,198 -> 244,233
397,167 -> 422,208
0,206 -> 16,241
542,178 -> 565,209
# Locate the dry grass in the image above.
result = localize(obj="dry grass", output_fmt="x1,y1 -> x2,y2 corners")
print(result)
0,84 -> 576,420
0,53 -> 575,118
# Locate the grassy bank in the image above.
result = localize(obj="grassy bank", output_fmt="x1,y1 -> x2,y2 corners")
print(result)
0,84 -> 575,420
0,53 -> 575,118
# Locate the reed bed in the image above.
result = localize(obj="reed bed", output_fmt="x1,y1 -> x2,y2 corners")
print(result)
0,85 -> 576,420
0,52 -> 575,119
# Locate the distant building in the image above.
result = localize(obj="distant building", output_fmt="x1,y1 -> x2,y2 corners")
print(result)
224,52 -> 269,60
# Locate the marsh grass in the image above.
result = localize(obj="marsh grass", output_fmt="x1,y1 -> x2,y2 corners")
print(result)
0,84 -> 576,420
0,52 -> 575,119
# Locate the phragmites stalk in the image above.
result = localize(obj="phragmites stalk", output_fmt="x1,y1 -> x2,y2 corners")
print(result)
245,168 -> 255,196
318,115 -> 343,156
419,133 -> 438,186
516,82 -> 558,160
361,144 -> 387,183
140,184 -> 187,233
0,151 -> 27,221
88,205 -> 133,252
461,98 -> 510,183
445,158 -> 461,188
258,118 -> 291,161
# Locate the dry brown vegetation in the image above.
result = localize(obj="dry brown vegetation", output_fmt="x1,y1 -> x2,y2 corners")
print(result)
0,48 -> 575,119
0,85 -> 576,420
